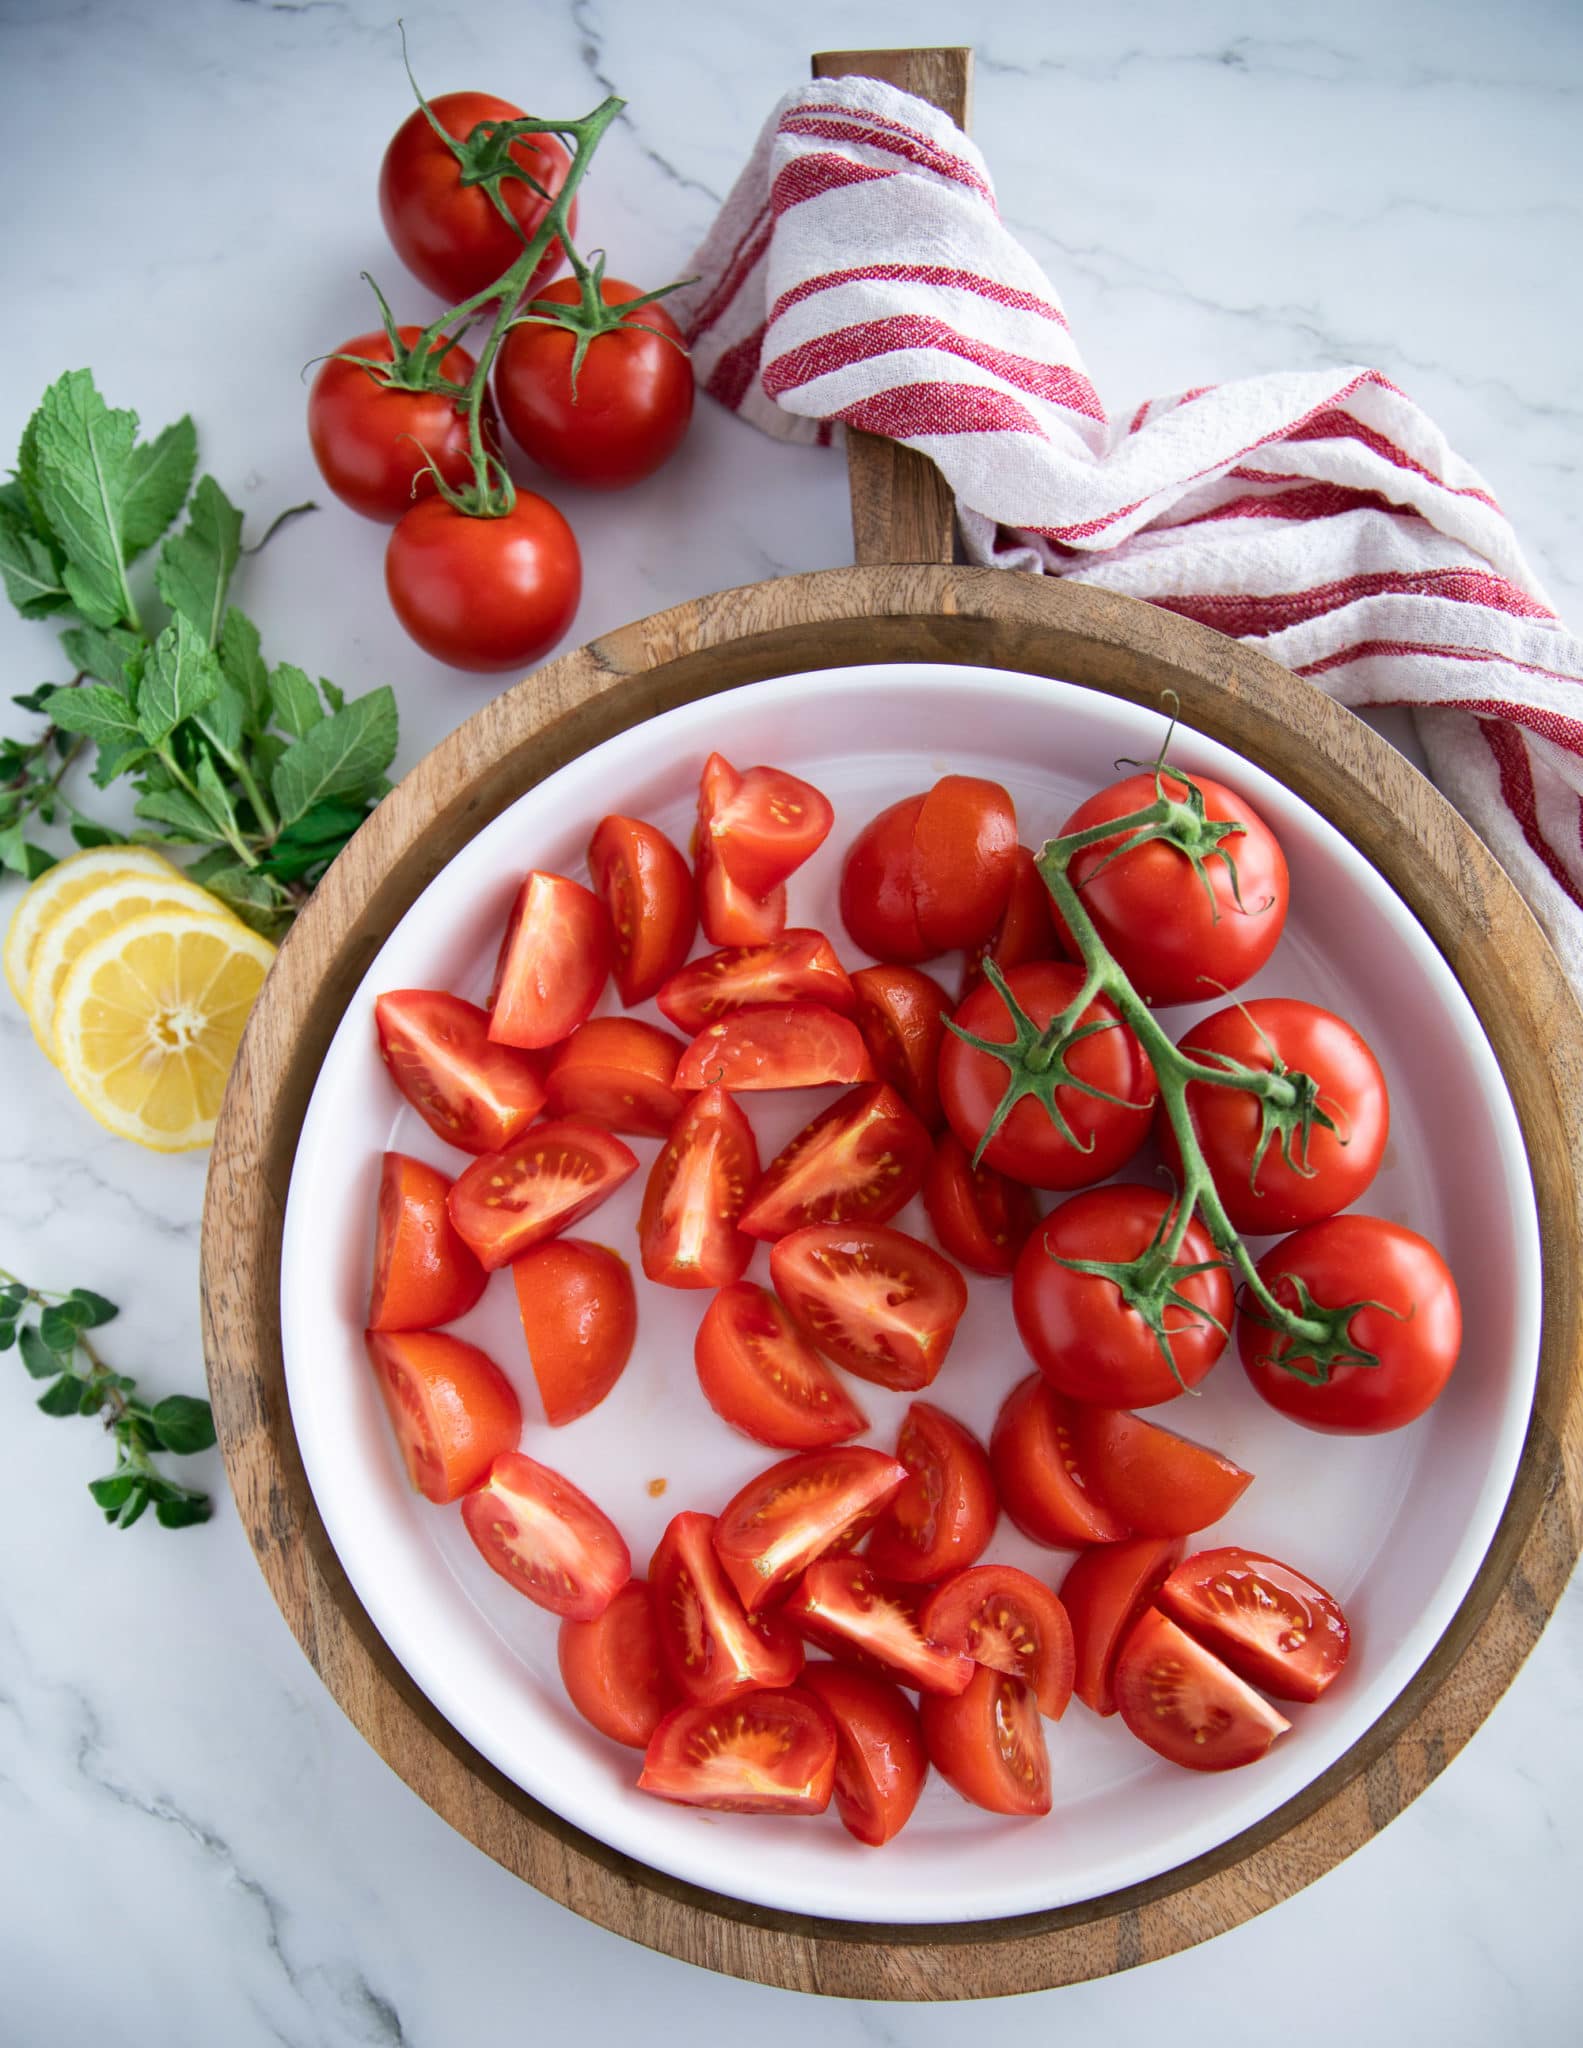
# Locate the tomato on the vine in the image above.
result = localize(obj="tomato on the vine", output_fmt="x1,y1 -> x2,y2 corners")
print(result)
385,490 -> 581,673
309,328 -> 494,523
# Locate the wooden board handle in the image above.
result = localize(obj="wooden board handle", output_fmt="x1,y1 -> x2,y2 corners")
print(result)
811,47 -> 973,567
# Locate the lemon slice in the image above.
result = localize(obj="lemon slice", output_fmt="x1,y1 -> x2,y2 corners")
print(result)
26,869 -> 243,1063
4,845 -> 182,1009
53,908 -> 276,1151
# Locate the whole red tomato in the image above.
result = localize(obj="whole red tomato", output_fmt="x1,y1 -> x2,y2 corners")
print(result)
308,327 -> 495,524
385,492 -> 581,672
379,91 -> 575,302
496,278 -> 695,489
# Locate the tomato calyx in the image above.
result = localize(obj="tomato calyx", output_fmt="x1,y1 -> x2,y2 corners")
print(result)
1048,1193 -> 1231,1393
1237,1271 -> 1399,1385
509,246 -> 695,400
1074,760 -> 1258,926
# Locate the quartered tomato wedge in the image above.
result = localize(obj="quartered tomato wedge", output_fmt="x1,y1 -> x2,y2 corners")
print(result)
799,1663 -> 928,1847
1157,1547 -> 1351,1703
649,1510 -> 804,1704
656,930 -> 855,1034
375,990 -> 546,1154
368,1151 -> 487,1332
1113,1608 -> 1291,1771
544,1015 -> 690,1138
698,751 -> 835,899
511,1238 -> 636,1425
712,1447 -> 908,1613
673,1004 -> 874,1092
922,1130 -> 1039,1278
694,1282 -> 868,1450
739,1084 -> 931,1240
785,1561 -> 973,1695
448,1122 -> 638,1271
990,1375 -> 1129,1547
587,814 -> 696,1006
558,1578 -> 677,1748
849,964 -> 952,1130
920,1665 -> 1051,1816
960,843 -> 1060,998
695,810 -> 787,948
461,1452 -> 630,1620
920,1566 -> 1074,1719
1073,1407 -> 1251,1537
770,1223 -> 968,1391
487,871 -> 612,1050
637,1687 -> 836,1815
863,1402 -> 998,1584
1060,1535 -> 1184,1715
638,1085 -> 758,1289
365,1329 -> 521,1504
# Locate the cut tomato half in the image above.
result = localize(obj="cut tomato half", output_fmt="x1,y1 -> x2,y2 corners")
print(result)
1113,1607 -> 1291,1771
1060,1535 -> 1184,1716
638,1085 -> 758,1289
511,1237 -> 635,1425
920,1664 -> 1051,1816
922,1129 -> 1039,1278
368,1151 -> 487,1333
1157,1547 -> 1351,1703
698,751 -> 835,899
990,1374 -> 1130,1547
487,871 -> 612,1050
712,1446 -> 907,1613
739,1083 -> 931,1240
799,1663 -> 928,1847
786,1561 -> 973,1695
673,1003 -> 875,1092
770,1222 -> 969,1391
862,1401 -> 998,1584
461,1452 -> 630,1620
694,1282 -> 868,1450
544,1015 -> 691,1138
448,1122 -> 638,1270
587,813 -> 696,1007
920,1565 -> 1074,1719
365,1329 -> 521,1505
557,1578 -> 677,1748
637,1686 -> 836,1814
649,1510 -> 804,1704
657,929 -> 856,1034
375,989 -> 546,1154
1073,1407 -> 1252,1538
849,963 -> 951,1130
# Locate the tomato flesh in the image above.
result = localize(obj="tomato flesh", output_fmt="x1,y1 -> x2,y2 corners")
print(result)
785,1562 -> 973,1695
558,1579 -> 677,1748
694,1282 -> 868,1450
488,871 -> 611,1050
544,1016 -> 690,1138
364,1329 -> 521,1505
375,990 -> 546,1155
739,1084 -> 931,1240
1158,1547 -> 1351,1703
587,814 -> 696,1006
700,752 -> 835,900
1072,1406 -> 1251,1537
368,1151 -> 487,1332
649,1511 -> 804,1704
447,1122 -> 638,1271
657,930 -> 855,1034
849,963 -> 951,1130
799,1663 -> 929,1847
696,836 -> 787,947
713,1447 -> 908,1613
1113,1607 -> 1290,1771
920,1566 -> 1075,1719
922,1129 -> 1038,1278
989,1374 -> 1129,1547
920,1665 -> 1051,1816
674,1004 -> 874,1091
770,1223 -> 969,1392
511,1238 -> 636,1426
637,1687 -> 836,1814
1060,1536 -> 1184,1716
638,1086 -> 758,1290
863,1402 -> 999,1584
461,1452 -> 629,1620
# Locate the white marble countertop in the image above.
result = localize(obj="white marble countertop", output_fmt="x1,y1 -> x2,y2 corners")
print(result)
2,1 -> 1580,2041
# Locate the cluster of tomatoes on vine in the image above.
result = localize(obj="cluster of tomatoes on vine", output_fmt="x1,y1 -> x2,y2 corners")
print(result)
307,76 -> 693,673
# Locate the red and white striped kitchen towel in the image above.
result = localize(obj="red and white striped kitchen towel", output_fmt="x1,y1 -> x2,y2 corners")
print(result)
671,75 -> 1583,986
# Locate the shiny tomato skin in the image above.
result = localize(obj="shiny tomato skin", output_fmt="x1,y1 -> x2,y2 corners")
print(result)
920,1567 -> 1075,1719
698,752 -> 835,900
739,1084 -> 931,1240
989,1374 -> 1129,1547
379,91 -> 574,302
1159,1547 -> 1351,1703
385,491 -> 581,673
487,871 -> 611,1051
657,931 -> 855,1034
770,1222 -> 969,1392
713,1447 -> 908,1613
1113,1608 -> 1290,1771
673,1004 -> 874,1092
694,1282 -> 868,1450
637,1686 -> 836,1814
557,1578 -> 677,1749
920,1665 -> 1051,1817
922,1129 -> 1039,1277
696,837 -> 787,947
368,1151 -> 488,1332
863,1402 -> 999,1584
799,1663 -> 928,1846
785,1562 -> 973,1695
375,990 -> 546,1154
1014,1185 -> 1233,1408
544,1016 -> 689,1138
1060,1536 -> 1184,1715
1160,999 -> 1390,1234
365,1329 -> 521,1504
510,1237 -> 636,1425
840,793 -> 927,960
447,1121 -> 638,1271
638,1086 -> 758,1290
308,327 -> 494,523
1056,770 -> 1289,1006
648,1510 -> 804,1705
461,1452 -> 629,1620
939,961 -> 1157,1189
849,963 -> 951,1130
1073,1407 -> 1251,1537
840,777 -> 1018,962
587,815 -> 696,1006
1240,1215 -> 1461,1434
496,277 -> 693,490
960,844 -> 1060,998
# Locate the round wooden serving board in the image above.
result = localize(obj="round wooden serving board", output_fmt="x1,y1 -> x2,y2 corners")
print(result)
199,48 -> 1583,2002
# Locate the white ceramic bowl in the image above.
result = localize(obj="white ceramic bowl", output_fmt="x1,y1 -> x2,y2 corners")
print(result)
280,663 -> 1539,1925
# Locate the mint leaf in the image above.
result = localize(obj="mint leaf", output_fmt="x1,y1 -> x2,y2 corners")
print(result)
66,1289 -> 118,1327
60,621 -> 142,687
150,1393 -> 217,1456
0,503 -> 70,618
219,608 -> 269,735
193,674 -> 248,765
155,1493 -> 211,1529
121,415 -> 197,558
0,826 -> 56,879
70,823 -> 124,850
15,410 -> 60,545
155,475 -> 241,647
320,678 -> 346,713
116,1484 -> 151,1529
45,682 -> 144,751
193,750 -> 240,837
135,614 -> 220,746
254,799 -> 366,881
271,688 -> 397,823
31,370 -> 138,629
133,786 -> 225,841
88,1472 -> 140,1513
267,662 -> 323,740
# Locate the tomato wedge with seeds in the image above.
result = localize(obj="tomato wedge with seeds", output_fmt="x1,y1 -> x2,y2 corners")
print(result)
1060,1535 -> 1184,1716
638,1086 -> 758,1290
960,843 -> 1060,998
1073,1407 -> 1251,1538
674,1004 -> 874,1092
365,1329 -> 521,1504
461,1452 -> 630,1621
487,871 -> 612,1050
849,964 -> 951,1130
694,1282 -> 868,1450
739,1084 -> 931,1240
558,1578 -> 677,1748
920,1566 -> 1074,1719
375,990 -> 546,1154
657,930 -> 855,1034
511,1238 -> 636,1425
368,1151 -> 487,1332
1157,1547 -> 1351,1703
785,1561 -> 973,1696
770,1222 -> 969,1392
922,1130 -> 1039,1278
699,751 -> 835,900
990,1375 -> 1130,1547
448,1122 -> 638,1271
712,1446 -> 908,1613
696,833 -> 787,948
1113,1607 -> 1290,1771
544,1016 -> 691,1138
649,1510 -> 804,1704
799,1663 -> 928,1847
920,1665 -> 1051,1816
637,1687 -> 836,1815
588,813 -> 696,1006
863,1401 -> 998,1584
